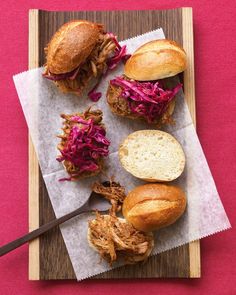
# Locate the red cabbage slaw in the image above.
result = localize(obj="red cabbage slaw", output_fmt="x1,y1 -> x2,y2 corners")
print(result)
42,66 -> 80,81
57,116 -> 110,181
110,77 -> 182,123
88,33 -> 130,101
106,33 -> 131,70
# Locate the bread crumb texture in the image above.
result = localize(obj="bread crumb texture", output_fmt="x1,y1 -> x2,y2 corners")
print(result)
119,130 -> 185,181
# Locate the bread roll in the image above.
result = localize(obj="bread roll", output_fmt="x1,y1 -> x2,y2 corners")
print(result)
119,130 -> 185,182
123,183 -> 187,232
46,20 -> 101,74
124,39 -> 187,81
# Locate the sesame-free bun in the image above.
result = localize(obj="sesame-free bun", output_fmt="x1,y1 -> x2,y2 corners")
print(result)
124,39 -> 187,81
123,183 -> 187,232
46,20 -> 102,74
119,130 -> 185,182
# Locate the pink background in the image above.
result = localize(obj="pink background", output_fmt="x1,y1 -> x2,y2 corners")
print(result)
0,0 -> 236,294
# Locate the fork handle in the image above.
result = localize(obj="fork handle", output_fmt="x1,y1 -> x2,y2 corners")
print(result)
0,205 -> 89,257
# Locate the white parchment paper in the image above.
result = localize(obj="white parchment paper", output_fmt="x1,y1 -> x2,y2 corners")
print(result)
13,29 -> 231,280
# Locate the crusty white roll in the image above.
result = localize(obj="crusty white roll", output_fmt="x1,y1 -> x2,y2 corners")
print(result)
119,130 -> 186,182
123,183 -> 187,232
124,39 -> 187,81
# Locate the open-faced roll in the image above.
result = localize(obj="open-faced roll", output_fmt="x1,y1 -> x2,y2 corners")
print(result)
57,108 -> 110,181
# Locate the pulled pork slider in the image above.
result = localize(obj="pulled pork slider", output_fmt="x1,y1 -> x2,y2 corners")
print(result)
123,183 -> 187,232
57,108 -> 110,181
107,39 -> 187,125
43,20 -> 128,100
88,213 -> 154,265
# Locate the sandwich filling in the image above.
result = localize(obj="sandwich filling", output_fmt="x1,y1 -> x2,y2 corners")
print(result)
44,30 -> 129,101
92,179 -> 126,214
57,108 -> 110,181
108,76 -> 182,124
88,213 -> 154,265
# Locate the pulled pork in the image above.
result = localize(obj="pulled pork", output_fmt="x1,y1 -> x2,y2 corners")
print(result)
43,31 -> 128,100
57,108 -> 110,181
89,212 -> 154,265
92,179 -> 126,214
107,77 -> 180,126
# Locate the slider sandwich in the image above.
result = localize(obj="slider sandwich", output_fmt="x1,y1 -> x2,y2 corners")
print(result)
107,39 -> 187,125
57,108 -> 110,181
43,20 -> 129,100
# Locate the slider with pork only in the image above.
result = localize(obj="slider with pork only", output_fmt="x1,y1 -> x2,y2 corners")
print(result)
43,20 -> 129,101
107,39 -> 187,125
87,180 -> 186,265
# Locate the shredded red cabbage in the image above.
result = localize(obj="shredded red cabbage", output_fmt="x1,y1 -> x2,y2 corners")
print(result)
57,116 -> 110,181
88,81 -> 102,102
110,77 -> 182,123
106,33 -> 131,70
88,34 -> 130,100
43,66 -> 80,81
88,34 -> 130,101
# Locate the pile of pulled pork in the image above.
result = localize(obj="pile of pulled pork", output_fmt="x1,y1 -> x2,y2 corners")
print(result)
89,212 -> 154,265
89,180 -> 154,265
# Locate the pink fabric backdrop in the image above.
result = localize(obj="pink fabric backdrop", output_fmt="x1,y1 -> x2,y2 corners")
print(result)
0,0 -> 235,294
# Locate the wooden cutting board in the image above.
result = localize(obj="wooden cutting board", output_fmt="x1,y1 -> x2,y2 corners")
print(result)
28,8 -> 200,280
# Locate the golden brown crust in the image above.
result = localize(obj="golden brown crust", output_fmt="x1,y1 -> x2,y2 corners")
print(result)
46,20 -> 103,74
124,39 -> 187,81
122,183 -> 187,232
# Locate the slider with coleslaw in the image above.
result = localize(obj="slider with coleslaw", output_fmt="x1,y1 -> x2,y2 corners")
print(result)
106,39 -> 187,125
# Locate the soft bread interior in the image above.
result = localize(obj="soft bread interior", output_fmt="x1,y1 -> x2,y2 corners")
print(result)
119,130 -> 185,182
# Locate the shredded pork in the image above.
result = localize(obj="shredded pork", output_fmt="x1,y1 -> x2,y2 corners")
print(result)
89,213 -> 154,265
107,82 -> 176,126
92,179 -> 126,214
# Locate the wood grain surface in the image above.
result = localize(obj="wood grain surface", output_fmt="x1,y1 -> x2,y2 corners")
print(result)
28,8 -> 200,280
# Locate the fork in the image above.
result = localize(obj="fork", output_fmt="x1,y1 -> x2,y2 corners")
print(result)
0,191 -> 110,257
